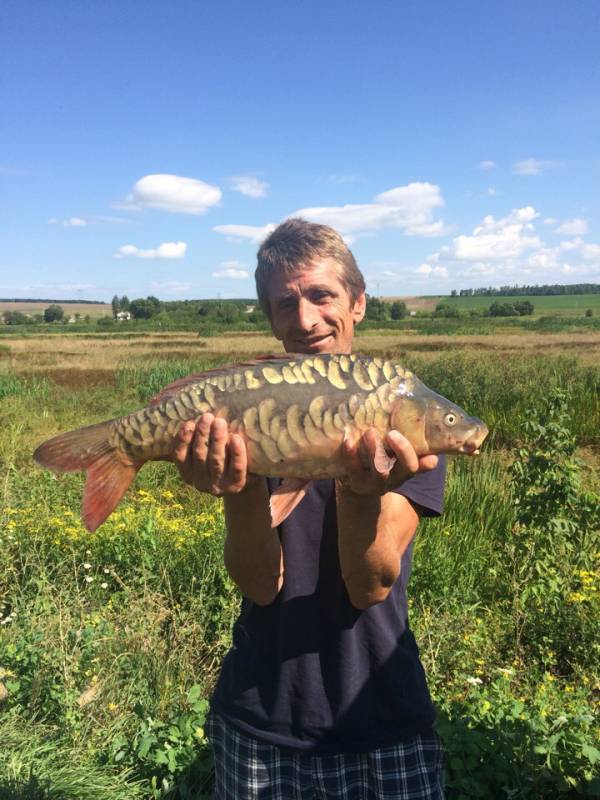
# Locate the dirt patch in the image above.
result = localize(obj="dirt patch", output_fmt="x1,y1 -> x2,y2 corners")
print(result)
35,368 -> 117,389
382,296 -> 440,313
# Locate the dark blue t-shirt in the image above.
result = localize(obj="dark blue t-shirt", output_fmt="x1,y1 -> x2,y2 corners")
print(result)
210,459 -> 446,754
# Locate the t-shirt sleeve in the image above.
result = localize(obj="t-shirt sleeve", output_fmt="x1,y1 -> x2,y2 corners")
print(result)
395,454 -> 446,517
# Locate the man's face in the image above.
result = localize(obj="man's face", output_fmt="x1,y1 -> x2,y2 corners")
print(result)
268,258 -> 366,355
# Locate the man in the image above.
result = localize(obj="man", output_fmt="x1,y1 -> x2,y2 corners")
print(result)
174,219 -> 446,799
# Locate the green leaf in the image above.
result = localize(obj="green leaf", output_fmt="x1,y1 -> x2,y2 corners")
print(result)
582,744 -> 600,765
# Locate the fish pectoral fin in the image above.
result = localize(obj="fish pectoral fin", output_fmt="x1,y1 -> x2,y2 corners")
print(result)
372,437 -> 396,475
269,478 -> 312,528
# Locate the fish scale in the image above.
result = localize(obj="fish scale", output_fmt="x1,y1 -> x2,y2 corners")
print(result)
33,353 -> 488,531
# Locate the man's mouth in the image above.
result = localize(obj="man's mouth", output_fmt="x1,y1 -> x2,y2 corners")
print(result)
298,334 -> 333,351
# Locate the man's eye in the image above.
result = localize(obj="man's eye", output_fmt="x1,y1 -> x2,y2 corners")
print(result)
279,299 -> 297,310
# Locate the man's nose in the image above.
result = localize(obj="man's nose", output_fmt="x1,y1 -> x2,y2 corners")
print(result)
295,298 -> 319,331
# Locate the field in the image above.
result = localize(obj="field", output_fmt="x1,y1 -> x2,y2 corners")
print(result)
0,301 -> 112,319
1,329 -> 599,799
422,294 -> 600,317
382,294 -> 600,317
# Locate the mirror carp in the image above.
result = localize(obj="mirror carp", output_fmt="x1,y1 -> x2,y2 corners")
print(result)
34,353 -> 488,531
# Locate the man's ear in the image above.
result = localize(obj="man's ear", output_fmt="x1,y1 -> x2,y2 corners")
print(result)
352,292 -> 366,324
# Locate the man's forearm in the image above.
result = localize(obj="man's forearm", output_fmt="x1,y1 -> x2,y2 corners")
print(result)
223,479 -> 283,605
336,485 -> 419,610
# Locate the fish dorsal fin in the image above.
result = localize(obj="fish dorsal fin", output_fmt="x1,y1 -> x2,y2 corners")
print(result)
148,353 -> 308,406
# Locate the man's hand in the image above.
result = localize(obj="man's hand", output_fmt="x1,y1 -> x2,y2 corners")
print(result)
340,428 -> 438,496
173,413 -> 258,496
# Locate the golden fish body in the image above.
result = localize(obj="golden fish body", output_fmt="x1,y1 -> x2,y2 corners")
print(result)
34,354 -> 488,530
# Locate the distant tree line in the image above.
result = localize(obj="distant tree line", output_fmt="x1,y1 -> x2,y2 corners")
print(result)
106,296 -> 267,325
434,299 -> 534,318
451,283 -> 600,297
0,297 -> 103,304
3,304 -> 66,324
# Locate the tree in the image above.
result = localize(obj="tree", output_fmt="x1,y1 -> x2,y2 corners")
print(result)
3,311 -> 29,324
365,295 -> 390,321
44,304 -> 64,323
129,296 -> 162,319
489,301 -> 516,317
433,302 -> 460,318
585,308 -> 593,317
111,295 -> 120,318
120,295 -> 130,311
390,301 -> 407,320
514,300 -> 534,316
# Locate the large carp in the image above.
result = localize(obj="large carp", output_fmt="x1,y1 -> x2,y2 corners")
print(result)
34,353 -> 488,531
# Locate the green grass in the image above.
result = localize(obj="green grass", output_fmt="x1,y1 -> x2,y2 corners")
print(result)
1,352 -> 599,798
442,293 -> 600,316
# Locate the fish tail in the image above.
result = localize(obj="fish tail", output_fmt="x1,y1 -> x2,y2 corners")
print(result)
34,422 -> 138,532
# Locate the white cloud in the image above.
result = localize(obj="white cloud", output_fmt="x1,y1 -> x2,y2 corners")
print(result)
543,217 -> 558,225
416,263 -> 448,278
445,207 -> 541,261
49,214 -> 129,227
292,181 -> 448,237
555,218 -> 588,236
113,241 -> 187,260
582,242 -> 600,260
49,216 -> 87,227
228,175 -> 269,198
406,205 -> 600,290
512,158 -> 558,176
213,223 -> 276,244
122,174 -> 222,215
486,187 -> 498,196
477,160 -> 496,170
212,260 -> 250,279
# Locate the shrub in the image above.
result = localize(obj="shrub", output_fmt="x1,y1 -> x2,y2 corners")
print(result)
43,304 -> 64,323
434,303 -> 460,318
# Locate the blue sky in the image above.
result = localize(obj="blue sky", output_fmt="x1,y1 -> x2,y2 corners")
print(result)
2,0 -> 599,301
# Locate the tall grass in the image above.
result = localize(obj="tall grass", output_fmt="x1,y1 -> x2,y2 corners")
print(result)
408,352 -> 600,446
0,374 -> 49,401
116,358 -> 227,403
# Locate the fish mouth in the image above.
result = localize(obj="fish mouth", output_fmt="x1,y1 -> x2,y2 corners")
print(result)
458,422 -> 489,455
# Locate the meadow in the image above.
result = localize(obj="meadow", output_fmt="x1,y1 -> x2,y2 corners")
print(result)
440,294 -> 600,317
0,329 -> 599,799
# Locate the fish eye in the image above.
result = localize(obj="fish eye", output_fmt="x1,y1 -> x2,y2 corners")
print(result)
444,412 -> 457,427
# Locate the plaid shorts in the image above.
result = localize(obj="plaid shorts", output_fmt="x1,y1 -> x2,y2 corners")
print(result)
206,712 -> 445,800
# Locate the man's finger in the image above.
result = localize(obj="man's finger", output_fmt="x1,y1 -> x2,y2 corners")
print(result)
225,433 -> 247,490
385,431 -> 419,475
417,454 -> 438,472
208,417 -> 228,485
193,413 -> 214,466
173,421 -> 195,465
